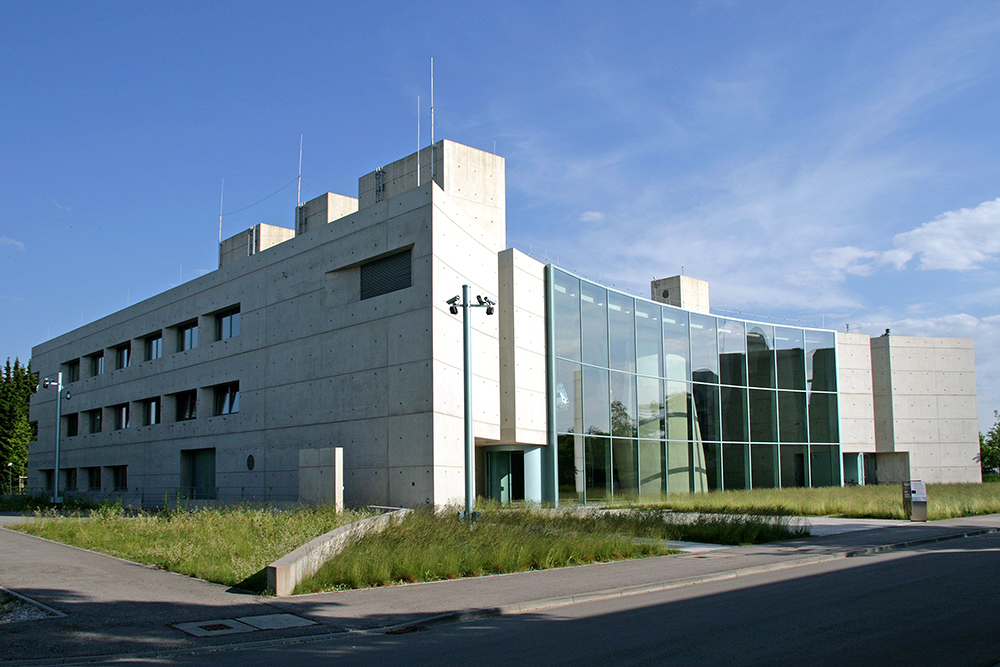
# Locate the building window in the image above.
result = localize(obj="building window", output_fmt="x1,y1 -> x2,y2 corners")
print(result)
145,333 -> 163,361
143,397 -> 161,425
214,382 -> 239,415
113,404 -> 130,430
90,352 -> 105,377
110,465 -> 127,492
360,249 -> 412,300
88,409 -> 103,433
181,448 -> 216,500
42,469 -> 54,491
84,467 -> 101,491
175,390 -> 197,421
178,322 -> 198,351
115,343 -> 131,370
63,468 -> 77,491
64,359 -> 80,383
65,413 -> 79,437
216,307 -> 240,341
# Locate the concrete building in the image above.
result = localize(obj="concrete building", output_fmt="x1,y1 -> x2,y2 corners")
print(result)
27,141 -> 981,508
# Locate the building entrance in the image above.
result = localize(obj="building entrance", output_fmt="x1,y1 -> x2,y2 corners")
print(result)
485,450 -> 525,504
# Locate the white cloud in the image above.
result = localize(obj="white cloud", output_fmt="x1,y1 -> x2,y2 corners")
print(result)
891,197 -> 1000,270
579,211 -> 605,222
0,237 -> 25,251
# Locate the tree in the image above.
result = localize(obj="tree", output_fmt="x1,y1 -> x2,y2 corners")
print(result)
0,358 -> 37,493
980,410 -> 1000,476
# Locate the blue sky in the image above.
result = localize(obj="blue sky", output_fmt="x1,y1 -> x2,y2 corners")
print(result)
2,1 -> 999,431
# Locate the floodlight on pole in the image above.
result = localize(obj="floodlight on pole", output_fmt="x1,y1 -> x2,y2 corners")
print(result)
445,285 -> 496,517
42,373 -> 65,504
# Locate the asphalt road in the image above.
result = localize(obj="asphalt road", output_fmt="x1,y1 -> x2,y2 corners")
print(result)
115,531 -> 1000,667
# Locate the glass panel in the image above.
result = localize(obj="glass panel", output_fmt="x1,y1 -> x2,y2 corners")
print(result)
751,444 -> 778,489
720,386 -> 748,442
555,360 -> 583,434
808,392 -> 839,443
638,439 -> 665,498
583,366 -> 609,436
699,442 -> 722,491
552,271 -> 581,361
778,391 -> 807,443
723,443 -> 749,490
662,308 -> 690,381
775,327 -> 805,390
664,381 -> 692,442
810,445 -> 841,487
637,376 -> 663,439
611,438 -> 638,499
689,313 -> 719,384
806,330 -> 837,392
558,433 -> 585,503
780,444 -> 809,487
718,319 -> 747,386
749,389 -> 777,443
581,283 -> 609,367
747,325 -> 775,388
608,292 -> 635,373
692,383 -> 720,443
610,371 -> 637,438
667,441 -> 692,494
584,435 -> 611,502
635,301 -> 661,377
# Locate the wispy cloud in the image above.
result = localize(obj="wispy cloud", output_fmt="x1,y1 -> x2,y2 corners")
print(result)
0,237 -> 25,251
891,197 -> 1000,270
52,199 -> 71,212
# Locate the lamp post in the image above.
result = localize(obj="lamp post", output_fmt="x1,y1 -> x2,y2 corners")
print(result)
42,372 -> 64,504
446,285 -> 495,517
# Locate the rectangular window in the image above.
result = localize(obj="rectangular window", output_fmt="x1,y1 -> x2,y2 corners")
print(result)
145,333 -> 163,360
62,468 -> 77,491
84,467 -> 101,491
178,322 -> 198,351
90,352 -> 105,376
65,413 -> 79,437
143,397 -> 161,425
360,249 -> 411,300
88,409 -> 103,434
214,382 -> 239,415
175,390 -> 197,421
64,359 -> 80,383
115,343 -> 131,370
110,465 -> 127,492
113,404 -> 130,430
216,307 -> 241,341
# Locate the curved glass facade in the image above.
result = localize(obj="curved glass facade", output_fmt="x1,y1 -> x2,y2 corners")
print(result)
549,267 -> 840,503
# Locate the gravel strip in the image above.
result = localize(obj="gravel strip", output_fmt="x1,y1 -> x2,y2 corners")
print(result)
0,592 -> 54,624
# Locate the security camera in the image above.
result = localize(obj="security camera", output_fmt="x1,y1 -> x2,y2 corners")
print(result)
446,296 -> 460,305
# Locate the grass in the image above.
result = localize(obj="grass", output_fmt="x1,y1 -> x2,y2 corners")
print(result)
642,481 -> 1000,520
294,506 -> 806,593
0,495 -> 98,512
10,502 -> 374,592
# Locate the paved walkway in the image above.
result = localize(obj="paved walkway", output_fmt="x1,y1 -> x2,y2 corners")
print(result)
1,511 -> 998,665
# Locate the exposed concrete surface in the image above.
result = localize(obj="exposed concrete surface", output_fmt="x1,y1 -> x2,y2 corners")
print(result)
2,513 -> 999,665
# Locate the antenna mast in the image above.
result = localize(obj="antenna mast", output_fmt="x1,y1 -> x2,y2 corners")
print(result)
430,57 -> 435,183
218,178 -> 224,243
417,95 -> 421,186
296,134 -> 303,207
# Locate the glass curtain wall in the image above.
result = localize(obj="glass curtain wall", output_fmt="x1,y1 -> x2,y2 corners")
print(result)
550,266 -> 841,504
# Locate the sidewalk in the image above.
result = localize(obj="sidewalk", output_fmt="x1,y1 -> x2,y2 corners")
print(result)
2,512 -> 998,665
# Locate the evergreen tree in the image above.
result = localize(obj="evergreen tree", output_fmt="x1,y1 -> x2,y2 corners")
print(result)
981,410 -> 1000,476
0,358 -> 37,493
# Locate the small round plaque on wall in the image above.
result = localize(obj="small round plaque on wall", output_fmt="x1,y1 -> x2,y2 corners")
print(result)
247,455 -> 255,471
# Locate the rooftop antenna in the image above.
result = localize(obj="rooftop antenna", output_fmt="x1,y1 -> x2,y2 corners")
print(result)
296,134 -> 303,207
218,178 -> 224,244
417,95 -> 421,186
430,57 -> 435,183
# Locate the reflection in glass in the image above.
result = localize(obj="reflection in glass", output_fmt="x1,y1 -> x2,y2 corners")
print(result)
689,313 -> 719,383
555,359 -> 583,434
692,383 -> 720,443
608,292 -> 635,373
639,439 -> 665,498
778,391 -> 807,443
749,389 -> 777,442
808,392 -> 839,443
610,371 -> 637,438
664,381 -> 692,442
635,301 -> 662,377
583,366 -> 610,435
775,327 -> 806,390
721,386 -> 748,442
780,444 -> 808,487
751,444 -> 778,488
581,283 -> 609,367
718,319 -> 747,386
662,308 -> 690,380
552,271 -> 581,361
702,442 -> 722,491
637,376 -> 663,439
585,435 -> 610,501
558,433 -> 585,502
747,325 -> 775,388
612,438 -> 638,498
806,330 -> 837,392
810,445 -> 841,487
723,443 -> 749,490
667,441 -> 692,494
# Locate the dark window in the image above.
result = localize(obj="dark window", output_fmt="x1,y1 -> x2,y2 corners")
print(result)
214,382 -> 239,415
360,250 -> 411,300
144,397 -> 161,425
90,352 -> 104,377
84,467 -> 101,490
175,390 -> 197,421
178,322 -> 198,351
88,409 -> 103,433
111,466 -> 127,492
216,307 -> 240,341
65,413 -> 79,437
65,359 -> 80,383
113,404 -> 130,430
115,343 -> 131,370
145,334 -> 163,360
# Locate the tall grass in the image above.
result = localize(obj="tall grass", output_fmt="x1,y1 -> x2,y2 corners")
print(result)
645,481 -> 1000,520
11,503 -> 372,592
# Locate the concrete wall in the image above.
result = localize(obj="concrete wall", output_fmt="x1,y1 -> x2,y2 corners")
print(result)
650,275 -> 710,314
219,223 -> 295,269
837,332 -> 876,454
871,335 -> 980,483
